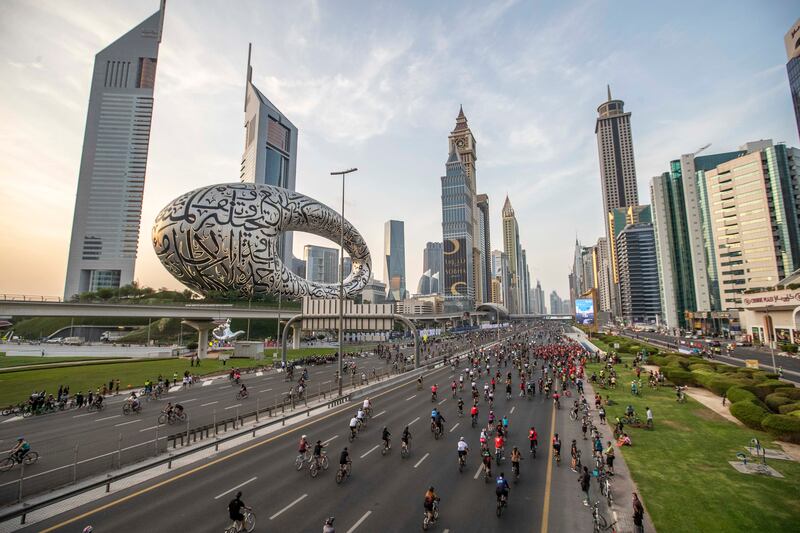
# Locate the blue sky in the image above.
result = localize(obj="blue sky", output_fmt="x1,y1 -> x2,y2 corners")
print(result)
0,0 -> 797,300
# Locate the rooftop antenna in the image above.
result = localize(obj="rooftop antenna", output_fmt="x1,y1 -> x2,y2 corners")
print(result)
158,0 -> 166,43
244,43 -> 252,112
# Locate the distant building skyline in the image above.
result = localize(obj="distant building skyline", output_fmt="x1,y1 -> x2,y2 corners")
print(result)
63,6 -> 164,299
384,219 -> 406,301
616,222 -> 661,323
786,18 -> 800,142
304,244 -> 338,285
417,241 -> 443,295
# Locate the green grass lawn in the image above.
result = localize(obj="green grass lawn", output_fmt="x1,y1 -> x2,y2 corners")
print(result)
0,347 -> 337,406
0,356 -> 102,369
587,336 -> 800,532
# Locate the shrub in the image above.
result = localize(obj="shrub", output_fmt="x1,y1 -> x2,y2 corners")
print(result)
730,400 -> 770,430
753,380 -> 789,399
690,370 -> 715,388
186,341 -> 198,350
776,387 -> 800,400
761,414 -> 800,443
688,364 -> 715,372
664,367 -> 694,386
778,402 -> 800,414
727,387 -> 758,404
791,410 -> 800,418
649,355 -> 667,367
764,373 -> 780,380
706,377 -> 744,397
765,393 -> 793,412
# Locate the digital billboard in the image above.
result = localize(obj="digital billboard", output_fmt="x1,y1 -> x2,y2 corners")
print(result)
575,298 -> 595,326
443,237 -> 468,297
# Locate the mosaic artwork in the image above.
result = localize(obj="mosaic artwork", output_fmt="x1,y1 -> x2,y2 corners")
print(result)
152,183 -> 371,299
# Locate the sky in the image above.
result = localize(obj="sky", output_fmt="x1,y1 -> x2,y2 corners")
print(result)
0,0 -> 798,302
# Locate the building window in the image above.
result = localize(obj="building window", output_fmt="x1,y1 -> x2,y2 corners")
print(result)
265,147 -> 288,188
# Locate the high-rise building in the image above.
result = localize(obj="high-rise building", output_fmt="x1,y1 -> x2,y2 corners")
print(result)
63,6 -> 165,299
444,107 -> 480,309
595,86 -> 639,315
532,280 -> 546,314
418,242 -> 444,295
521,249 -> 531,313
705,141 -> 800,309
304,245 -> 339,285
441,109 -> 477,311
361,278 -> 387,304
787,18 -> 800,142
384,220 -> 406,301
490,249 -> 510,307
476,194 -> 492,303
502,196 -> 524,313
595,237 -> 612,313
240,44 -> 298,266
616,222 -> 661,324
550,291 -> 564,315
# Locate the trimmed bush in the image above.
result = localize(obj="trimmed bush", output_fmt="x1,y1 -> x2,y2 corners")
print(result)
753,380 -> 789,400
649,355 -> 668,367
730,400 -> 770,430
765,393 -> 793,412
776,387 -> 800,400
727,387 -> 758,404
761,414 -> 800,443
688,364 -> 715,372
764,373 -> 781,380
707,377 -> 744,396
778,402 -> 800,414
791,411 -> 800,418
664,367 -> 694,386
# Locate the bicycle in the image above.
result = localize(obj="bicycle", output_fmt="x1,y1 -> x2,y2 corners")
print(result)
309,452 -> 329,478
295,450 -> 312,471
554,449 -> 561,467
569,409 -> 578,422
349,427 -> 358,442
422,499 -> 439,531
496,493 -> 508,517
86,401 -> 105,412
335,462 -> 351,484
381,439 -> 391,456
591,501 -> 617,533
458,453 -> 466,472
401,439 -> 410,458
223,508 -> 256,533
157,410 -> 187,425
122,401 -> 141,415
0,451 -> 39,472
236,390 -> 249,400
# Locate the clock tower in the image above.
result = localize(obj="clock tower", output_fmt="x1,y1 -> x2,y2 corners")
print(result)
448,105 -> 477,184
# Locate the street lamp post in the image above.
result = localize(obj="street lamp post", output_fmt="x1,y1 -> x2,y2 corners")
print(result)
331,168 -> 358,396
765,306 -> 778,373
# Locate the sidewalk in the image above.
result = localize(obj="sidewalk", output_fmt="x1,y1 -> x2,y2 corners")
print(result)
584,379 -> 657,533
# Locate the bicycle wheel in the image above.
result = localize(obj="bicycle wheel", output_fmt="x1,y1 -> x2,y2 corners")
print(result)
123,404 -> 131,415
244,511 -> 256,532
23,452 -> 39,466
335,469 -> 344,484
295,455 -> 304,470
176,412 -> 187,422
496,500 -> 503,517
0,457 -> 14,472
598,513 -> 609,530
321,455 -> 329,470
157,413 -> 167,425
310,462 -> 319,478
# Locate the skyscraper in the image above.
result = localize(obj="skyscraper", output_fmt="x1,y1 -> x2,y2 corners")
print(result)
418,242 -> 444,295
502,196 -> 523,313
384,220 -> 406,301
595,237 -> 612,313
240,44 -> 298,266
616,222 -> 661,324
64,5 -> 165,299
786,18 -> 800,142
304,245 -> 338,284
595,86 -> 639,315
476,194 -> 492,303
441,110 -> 476,311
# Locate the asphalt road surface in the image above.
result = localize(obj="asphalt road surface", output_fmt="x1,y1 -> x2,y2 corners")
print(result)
21,332 -> 609,533
0,335 -> 488,505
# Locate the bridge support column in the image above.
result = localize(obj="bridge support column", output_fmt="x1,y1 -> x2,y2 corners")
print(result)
280,315 -> 303,368
292,325 -> 301,349
182,320 -> 216,360
393,315 -> 420,369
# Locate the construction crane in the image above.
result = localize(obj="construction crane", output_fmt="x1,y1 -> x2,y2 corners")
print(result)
693,143 -> 711,157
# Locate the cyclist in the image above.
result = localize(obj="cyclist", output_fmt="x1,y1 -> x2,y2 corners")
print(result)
312,440 -> 325,469
417,375 -> 423,390
323,517 -> 335,533
479,429 -> 488,450
338,447 -> 351,476
494,433 -> 505,461
11,437 -> 30,462
495,472 -> 510,504
228,491 -> 247,532
511,447 -> 522,478
528,426 -> 538,455
434,410 -> 446,434
488,410 -> 495,427
457,397 -> 464,416
570,439 -> 579,472
401,426 -> 411,451
431,383 -> 438,402
362,397 -> 372,416
127,392 -> 140,411
424,486 -> 439,524
239,383 -> 248,397
298,434 -> 309,458
470,404 -> 479,425
356,407 -> 366,428
501,415 -> 509,434
451,381 -> 457,396
481,446 -> 493,477
349,415 -> 359,439
382,427 -> 391,450
174,403 -> 184,417
457,436 -> 469,466
431,407 -> 439,428
553,391 -> 560,409
552,433 -> 562,463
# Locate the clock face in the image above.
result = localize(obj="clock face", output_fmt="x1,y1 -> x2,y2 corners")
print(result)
456,139 -> 465,149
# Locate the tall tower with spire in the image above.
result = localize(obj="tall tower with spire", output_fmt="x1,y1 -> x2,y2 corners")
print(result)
64,2 -> 166,299
502,196 -> 523,314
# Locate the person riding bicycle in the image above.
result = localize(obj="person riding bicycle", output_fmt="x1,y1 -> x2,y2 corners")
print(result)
494,434 -> 505,460
401,426 -> 411,448
457,436 -> 469,464
570,439 -> 579,471
495,472 -> 510,503
552,391 -> 560,408
127,392 -> 140,411
481,446 -> 492,475
92,394 -> 103,408
11,438 -> 30,462
488,410 -> 495,426
299,435 -> 309,456
312,440 -> 325,468
501,415 -> 509,433
424,486 -> 439,523
174,403 -> 184,416
239,383 -> 248,396
431,384 -> 438,401
457,397 -> 464,416
434,410 -> 445,433
552,433 -> 562,460
382,427 -> 391,450
323,516 -> 335,533
528,426 -> 538,453
362,398 -> 372,415
470,404 -> 479,424
511,447 -> 521,476
339,447 -> 351,474
228,491 -> 247,531
162,402 -> 174,416
417,376 -> 423,389
356,408 -> 366,426
349,415 -> 359,438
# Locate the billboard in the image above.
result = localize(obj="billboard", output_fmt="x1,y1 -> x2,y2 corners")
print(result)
575,298 -> 595,326
443,237 -> 468,298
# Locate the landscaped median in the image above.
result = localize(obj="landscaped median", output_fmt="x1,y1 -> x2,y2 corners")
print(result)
585,334 -> 800,533
0,347 -> 337,407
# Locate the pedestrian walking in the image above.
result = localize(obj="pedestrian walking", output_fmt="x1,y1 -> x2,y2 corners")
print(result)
722,392 -> 726,407
115,379 -> 120,395
579,466 -> 591,506
633,493 -> 645,533
646,407 -> 654,429
598,406 -> 606,424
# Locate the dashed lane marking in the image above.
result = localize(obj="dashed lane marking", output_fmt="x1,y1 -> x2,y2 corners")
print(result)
405,395 -> 416,401
259,388 -> 273,393
438,398 -> 447,405
213,476 -> 257,500
95,415 -> 121,422
473,463 -> 483,480
373,410 -> 386,418
346,510 -> 372,533
360,445 -> 380,459
224,404 -> 242,410
200,401 -> 218,407
510,406 -> 515,414
182,398 -> 198,403
269,493 -> 308,520
323,435 -> 339,445
408,416 -> 420,426
449,422 -> 459,433
414,453 -> 430,468
139,425 -> 159,433
114,419 -> 141,427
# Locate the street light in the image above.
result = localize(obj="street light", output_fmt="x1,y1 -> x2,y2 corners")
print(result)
765,305 -> 778,373
331,168 -> 358,396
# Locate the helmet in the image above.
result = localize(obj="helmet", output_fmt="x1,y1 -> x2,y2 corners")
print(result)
83,527 -> 93,533
459,436 -> 464,441
18,437 -> 24,441
302,435 -> 307,439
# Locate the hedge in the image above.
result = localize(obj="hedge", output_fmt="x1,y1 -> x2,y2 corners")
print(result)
791,411 -> 800,418
778,402 -> 800,414
649,355 -> 668,366
664,367 -> 694,386
765,393 -> 793,412
753,380 -> 789,400
730,400 -> 770,430
761,414 -> 800,443
776,387 -> 800,401
727,387 -> 758,404
688,364 -> 716,372
707,377 -> 745,396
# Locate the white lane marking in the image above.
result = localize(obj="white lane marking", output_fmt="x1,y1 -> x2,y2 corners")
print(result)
473,463 -> 483,480
72,413 -> 96,418
270,493 -> 308,520
438,398 -> 447,405
202,381 -> 214,387
213,476 -> 258,500
225,404 -> 242,410
449,422 -> 460,433
182,398 -> 198,403
323,435 -> 339,445
414,453 -> 430,468
510,406 -> 515,414
168,385 -> 182,392
1,416 -> 22,424
160,397 -> 174,401
408,416 -> 420,426
360,445 -> 380,459
256,371 -> 263,377
321,380 -> 331,385
373,410 -> 386,419
259,388 -> 273,393
201,401 -> 218,407
139,425 -> 159,432
346,510 -> 372,533
405,395 -> 416,401
114,419 -> 142,427
95,415 -> 121,422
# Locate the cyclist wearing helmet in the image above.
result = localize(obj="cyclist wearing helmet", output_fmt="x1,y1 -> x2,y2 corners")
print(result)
228,491 -> 246,530
11,438 -> 30,462
457,436 -> 469,463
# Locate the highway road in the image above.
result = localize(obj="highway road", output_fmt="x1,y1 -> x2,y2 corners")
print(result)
20,330 -> 614,533
0,334 -> 490,505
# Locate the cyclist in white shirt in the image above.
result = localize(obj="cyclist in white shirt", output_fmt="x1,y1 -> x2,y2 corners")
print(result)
457,437 -> 469,464
356,408 -> 366,425
349,416 -> 359,438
